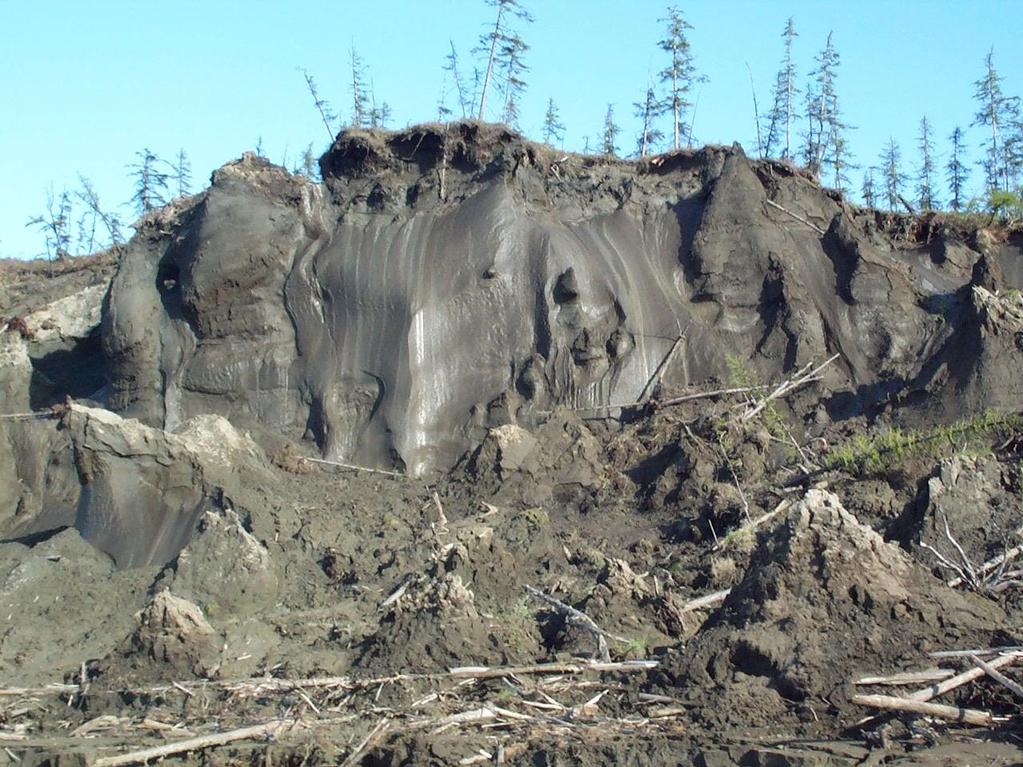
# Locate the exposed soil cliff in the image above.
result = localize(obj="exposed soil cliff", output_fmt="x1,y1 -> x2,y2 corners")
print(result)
0,124 -> 1022,765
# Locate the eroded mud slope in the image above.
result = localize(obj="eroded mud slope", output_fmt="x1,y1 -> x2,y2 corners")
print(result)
99,122 -> 1023,477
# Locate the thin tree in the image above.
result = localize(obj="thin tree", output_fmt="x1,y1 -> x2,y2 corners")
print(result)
828,135 -> 855,192
542,98 -> 565,145
763,17 -> 799,160
861,167 -> 877,209
634,85 -> 664,157
172,149 -> 192,197
350,48 -> 371,128
973,48 -> 1008,192
803,32 -> 846,178
369,92 -> 391,128
880,138 -> 906,210
129,149 -> 169,215
300,143 -> 318,180
601,104 -> 621,157
302,69 -> 336,140
76,175 -> 122,246
26,187 -> 73,261
498,35 -> 529,127
476,0 -> 533,121
946,126 -> 970,211
440,41 -> 471,119
658,6 -> 704,150
915,116 -> 938,210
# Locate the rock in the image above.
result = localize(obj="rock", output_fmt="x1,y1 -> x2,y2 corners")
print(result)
130,591 -> 219,676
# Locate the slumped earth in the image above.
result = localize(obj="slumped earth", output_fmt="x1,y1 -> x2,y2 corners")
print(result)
0,122 -> 1022,765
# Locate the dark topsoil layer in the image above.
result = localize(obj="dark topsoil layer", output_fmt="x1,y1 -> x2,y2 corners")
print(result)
1,122 -> 1023,766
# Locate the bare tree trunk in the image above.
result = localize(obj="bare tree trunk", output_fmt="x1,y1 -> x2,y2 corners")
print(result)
477,4 -> 505,120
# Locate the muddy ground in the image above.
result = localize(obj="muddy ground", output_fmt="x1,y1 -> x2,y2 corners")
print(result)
1,124 -> 1023,766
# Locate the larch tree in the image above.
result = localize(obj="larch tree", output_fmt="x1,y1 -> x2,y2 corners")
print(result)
915,116 -> 938,211
946,126 -> 970,211
350,48 -> 371,128
763,17 -> 799,160
172,149 -> 192,197
301,143 -> 318,180
475,0 -> 533,121
129,149 -> 169,215
880,138 -> 907,211
657,6 -> 704,150
26,187 -> 73,260
302,70 -> 337,140
76,175 -> 122,246
542,98 -> 565,145
802,32 -> 846,178
440,41 -> 471,119
601,104 -> 621,157
828,135 -> 855,192
498,35 -> 529,127
972,48 -> 1015,192
861,167 -> 877,209
634,85 -> 664,157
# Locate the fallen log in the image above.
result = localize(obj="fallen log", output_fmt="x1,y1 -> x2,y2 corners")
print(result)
852,694 -> 993,726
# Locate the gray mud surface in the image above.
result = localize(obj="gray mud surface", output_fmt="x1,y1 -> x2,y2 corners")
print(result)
1,123 -> 1023,765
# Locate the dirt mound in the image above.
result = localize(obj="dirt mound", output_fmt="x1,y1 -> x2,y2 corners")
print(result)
358,572 -> 512,672
671,489 -> 1004,728
126,590 -> 219,677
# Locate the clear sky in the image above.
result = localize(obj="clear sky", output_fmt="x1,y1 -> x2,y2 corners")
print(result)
2,0 -> 1021,260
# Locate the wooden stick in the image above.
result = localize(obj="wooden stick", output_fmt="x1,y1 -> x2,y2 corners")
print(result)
851,694 -> 993,726
907,652 -> 1020,702
679,588 -> 731,614
948,545 -> 1023,588
741,354 -> 838,423
931,646 -> 1023,659
855,669 -> 954,686
93,719 -> 297,767
339,718 -> 389,767
0,684 -> 78,698
447,660 -> 658,679
765,198 -> 826,235
970,655 -> 1023,699
638,325 -> 689,404
524,585 -> 616,662
303,457 -> 405,478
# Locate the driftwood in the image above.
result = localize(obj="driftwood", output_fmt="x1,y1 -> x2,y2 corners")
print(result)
970,654 -> 1023,699
907,652 -> 1020,702
93,719 -> 298,767
855,669 -> 954,686
339,718 -> 389,767
947,544 -> 1023,589
931,646 -> 1023,659
851,694 -> 993,726
678,588 -> 731,614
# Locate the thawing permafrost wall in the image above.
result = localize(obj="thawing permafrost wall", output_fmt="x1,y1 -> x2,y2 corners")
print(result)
289,183 -> 688,474
106,127 -> 1007,477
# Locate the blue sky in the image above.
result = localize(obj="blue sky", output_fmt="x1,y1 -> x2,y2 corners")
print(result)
2,0 -> 1021,259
